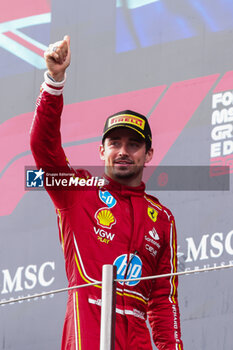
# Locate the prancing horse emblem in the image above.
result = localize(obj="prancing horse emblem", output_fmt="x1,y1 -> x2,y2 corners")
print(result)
147,206 -> 158,222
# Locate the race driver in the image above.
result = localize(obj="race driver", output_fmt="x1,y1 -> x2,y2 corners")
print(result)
30,35 -> 183,350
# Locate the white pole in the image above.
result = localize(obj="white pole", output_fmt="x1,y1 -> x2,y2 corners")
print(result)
100,264 -> 116,350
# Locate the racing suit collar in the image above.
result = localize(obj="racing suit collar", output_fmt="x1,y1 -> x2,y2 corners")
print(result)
103,174 -> 145,197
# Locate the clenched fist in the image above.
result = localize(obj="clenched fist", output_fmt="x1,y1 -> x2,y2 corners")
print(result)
44,35 -> 71,82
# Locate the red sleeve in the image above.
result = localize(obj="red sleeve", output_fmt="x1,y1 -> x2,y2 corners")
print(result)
30,79 -> 76,209
147,216 -> 183,350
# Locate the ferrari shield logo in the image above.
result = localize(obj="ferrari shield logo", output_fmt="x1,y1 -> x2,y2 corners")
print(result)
147,206 -> 158,222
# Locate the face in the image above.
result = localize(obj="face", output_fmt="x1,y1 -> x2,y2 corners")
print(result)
99,127 -> 153,186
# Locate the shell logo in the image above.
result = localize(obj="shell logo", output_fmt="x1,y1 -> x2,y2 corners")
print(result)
95,208 -> 116,229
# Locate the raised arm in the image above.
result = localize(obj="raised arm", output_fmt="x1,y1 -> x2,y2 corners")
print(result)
30,36 -> 75,209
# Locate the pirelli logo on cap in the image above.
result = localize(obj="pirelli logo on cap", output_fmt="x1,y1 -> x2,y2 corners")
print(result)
108,114 -> 145,130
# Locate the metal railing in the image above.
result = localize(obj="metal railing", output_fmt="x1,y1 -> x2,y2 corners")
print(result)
0,263 -> 233,349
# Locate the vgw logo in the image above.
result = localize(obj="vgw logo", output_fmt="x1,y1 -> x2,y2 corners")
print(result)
113,254 -> 142,286
26,168 -> 44,188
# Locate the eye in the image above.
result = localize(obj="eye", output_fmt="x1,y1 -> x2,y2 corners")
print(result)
129,142 -> 140,148
109,140 -> 120,147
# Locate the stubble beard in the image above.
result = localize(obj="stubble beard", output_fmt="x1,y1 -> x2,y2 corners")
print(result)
107,165 -> 144,180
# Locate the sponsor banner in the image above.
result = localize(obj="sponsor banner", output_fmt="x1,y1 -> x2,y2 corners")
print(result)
210,90 -> 233,174
178,229 -> 233,272
0,261 -> 56,306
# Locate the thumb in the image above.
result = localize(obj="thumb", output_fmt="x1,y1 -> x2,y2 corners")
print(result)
64,35 -> 70,47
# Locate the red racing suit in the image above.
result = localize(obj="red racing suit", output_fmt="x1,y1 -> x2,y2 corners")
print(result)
30,74 -> 183,350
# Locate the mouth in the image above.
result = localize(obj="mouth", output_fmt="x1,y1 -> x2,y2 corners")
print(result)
114,159 -> 134,167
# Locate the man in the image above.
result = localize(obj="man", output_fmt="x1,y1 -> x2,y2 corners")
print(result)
30,36 -> 183,350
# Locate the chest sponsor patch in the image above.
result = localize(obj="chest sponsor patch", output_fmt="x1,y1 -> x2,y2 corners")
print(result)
148,227 -> 160,240
147,206 -> 158,222
93,226 -> 115,244
145,244 -> 157,257
99,190 -> 117,208
113,254 -> 142,286
95,207 -> 116,229
145,236 -> 161,249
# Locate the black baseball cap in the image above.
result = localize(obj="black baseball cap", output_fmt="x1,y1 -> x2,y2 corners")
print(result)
102,110 -> 152,149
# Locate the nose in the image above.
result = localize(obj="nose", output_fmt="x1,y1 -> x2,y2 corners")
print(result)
118,142 -> 129,157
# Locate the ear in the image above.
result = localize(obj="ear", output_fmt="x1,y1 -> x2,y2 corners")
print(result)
99,144 -> 105,161
145,148 -> 154,164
